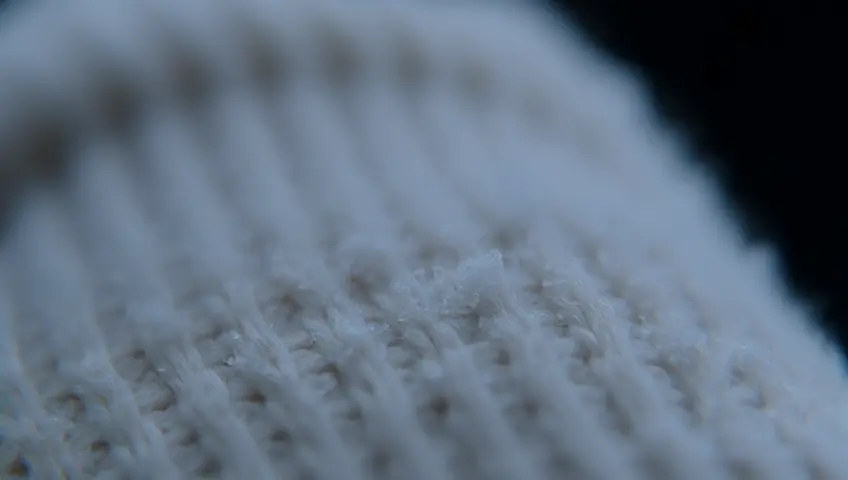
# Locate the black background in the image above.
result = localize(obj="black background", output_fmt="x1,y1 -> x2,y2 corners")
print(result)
552,0 -> 847,357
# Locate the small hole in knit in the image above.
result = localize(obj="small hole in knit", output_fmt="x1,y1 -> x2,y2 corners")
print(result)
344,405 -> 364,423
415,242 -> 460,269
241,27 -> 286,90
457,311 -> 483,344
573,341 -> 594,365
725,459 -> 760,480
279,293 -> 304,317
197,458 -> 222,477
494,348 -> 512,366
416,244 -> 440,266
316,362 -> 344,387
245,390 -> 267,405
56,392 -> 86,420
429,395 -> 450,419
805,458 -> 829,480
167,47 -> 213,109
89,439 -> 111,466
93,72 -> 142,137
521,399 -> 540,418
130,349 -> 146,360
179,429 -> 200,447
0,175 -> 23,239
320,29 -> 361,87
346,272 -> 368,295
395,38 -> 429,90
7,455 -> 30,477
150,392 -> 177,413
270,429 -> 292,444
199,323 -> 227,343
90,439 -> 110,453
457,59 -> 495,107
526,280 -> 545,295
602,391 -> 634,436
487,227 -> 526,253
370,448 -> 392,475
17,112 -> 74,186
730,363 -> 769,411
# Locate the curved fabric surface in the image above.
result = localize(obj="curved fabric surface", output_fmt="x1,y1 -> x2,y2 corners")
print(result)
0,0 -> 847,479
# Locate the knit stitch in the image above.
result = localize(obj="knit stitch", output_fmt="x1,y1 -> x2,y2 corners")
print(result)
1,0 -> 847,479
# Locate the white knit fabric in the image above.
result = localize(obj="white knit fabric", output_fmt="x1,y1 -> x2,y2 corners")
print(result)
1,0 -> 847,479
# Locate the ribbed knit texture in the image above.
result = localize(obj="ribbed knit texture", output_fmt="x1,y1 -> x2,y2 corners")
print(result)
1,0 -> 847,479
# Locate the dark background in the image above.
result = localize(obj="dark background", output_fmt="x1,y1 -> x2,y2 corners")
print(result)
553,0 -> 847,357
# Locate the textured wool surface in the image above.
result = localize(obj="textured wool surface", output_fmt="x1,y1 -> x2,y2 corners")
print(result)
1,0 -> 848,479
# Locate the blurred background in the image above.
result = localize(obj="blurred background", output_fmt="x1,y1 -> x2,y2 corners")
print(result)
551,0 -> 847,357
0,0 -> 844,357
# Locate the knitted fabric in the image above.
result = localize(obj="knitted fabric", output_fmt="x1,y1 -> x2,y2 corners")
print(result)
1,0 -> 847,479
